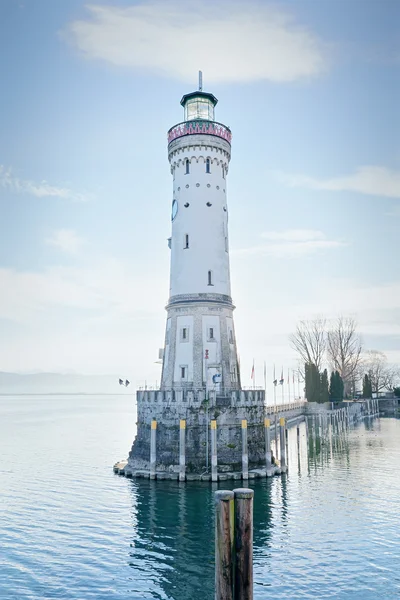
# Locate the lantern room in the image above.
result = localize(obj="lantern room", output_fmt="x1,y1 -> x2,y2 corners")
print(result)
180,91 -> 218,122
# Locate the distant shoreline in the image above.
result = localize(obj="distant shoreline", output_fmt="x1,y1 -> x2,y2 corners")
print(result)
0,393 -> 133,396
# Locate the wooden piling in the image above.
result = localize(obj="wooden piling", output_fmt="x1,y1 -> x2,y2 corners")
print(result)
234,488 -> 254,600
150,420 -> 157,479
215,490 -> 235,600
279,417 -> 286,469
211,420 -> 218,482
264,418 -> 272,472
241,420 -> 248,480
274,416 -> 279,459
179,419 -> 186,482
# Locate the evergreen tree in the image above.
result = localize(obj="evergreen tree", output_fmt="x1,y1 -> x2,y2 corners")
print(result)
305,362 -> 320,403
394,387 -> 400,399
337,371 -> 344,401
362,374 -> 372,398
320,369 -> 329,403
329,371 -> 335,401
329,370 -> 344,401
362,374 -> 368,398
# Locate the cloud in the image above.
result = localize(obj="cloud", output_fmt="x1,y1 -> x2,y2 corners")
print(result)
277,166 -> 400,199
0,262 -> 167,377
261,229 -> 325,242
66,1 -> 327,83
45,230 -> 86,255
0,165 -> 92,202
233,229 -> 346,258
0,261 -> 164,324
385,205 -> 400,217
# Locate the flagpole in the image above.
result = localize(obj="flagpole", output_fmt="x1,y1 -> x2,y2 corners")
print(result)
281,367 -> 284,405
288,368 -> 291,404
292,370 -> 295,401
273,364 -> 278,458
263,361 -> 267,406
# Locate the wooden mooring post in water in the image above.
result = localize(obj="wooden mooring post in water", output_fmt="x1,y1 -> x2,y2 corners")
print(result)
215,488 -> 254,600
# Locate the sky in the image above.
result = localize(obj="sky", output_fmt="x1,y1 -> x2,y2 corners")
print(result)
0,0 -> 399,394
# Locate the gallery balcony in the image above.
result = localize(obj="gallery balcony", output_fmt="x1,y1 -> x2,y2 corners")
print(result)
167,120 -> 232,145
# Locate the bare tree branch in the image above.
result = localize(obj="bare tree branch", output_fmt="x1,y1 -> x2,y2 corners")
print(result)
327,317 -> 362,393
362,350 -> 400,394
290,318 -> 326,372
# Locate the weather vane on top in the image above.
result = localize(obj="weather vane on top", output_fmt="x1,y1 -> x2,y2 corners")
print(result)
198,70 -> 203,91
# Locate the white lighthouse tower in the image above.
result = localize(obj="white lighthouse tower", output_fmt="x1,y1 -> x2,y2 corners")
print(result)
161,77 -> 241,395
126,80 -> 266,479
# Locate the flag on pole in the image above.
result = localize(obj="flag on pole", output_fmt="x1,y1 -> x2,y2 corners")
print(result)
279,368 -> 284,385
273,364 -> 277,386
251,360 -> 255,379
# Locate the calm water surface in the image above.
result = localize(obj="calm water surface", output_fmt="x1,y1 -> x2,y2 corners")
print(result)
1,395 -> 399,599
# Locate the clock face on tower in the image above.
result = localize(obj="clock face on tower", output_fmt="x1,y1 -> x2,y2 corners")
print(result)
171,199 -> 178,221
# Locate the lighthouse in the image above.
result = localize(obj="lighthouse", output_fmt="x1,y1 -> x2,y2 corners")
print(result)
161,79 -> 240,394
126,79 -> 266,479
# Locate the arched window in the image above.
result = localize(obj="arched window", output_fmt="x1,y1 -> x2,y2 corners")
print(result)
184,234 -> 189,249
185,159 -> 190,174
206,158 -> 211,173
208,270 -> 213,286
222,165 -> 225,179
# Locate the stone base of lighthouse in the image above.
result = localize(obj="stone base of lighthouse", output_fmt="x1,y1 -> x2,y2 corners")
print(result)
125,389 -> 266,478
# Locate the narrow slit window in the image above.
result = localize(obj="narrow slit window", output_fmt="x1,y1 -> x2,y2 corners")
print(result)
184,234 -> 189,249
182,327 -> 187,340
206,158 -> 211,173
181,366 -> 186,379
209,328 -> 214,339
208,270 -> 213,286
185,159 -> 190,174
222,165 -> 225,179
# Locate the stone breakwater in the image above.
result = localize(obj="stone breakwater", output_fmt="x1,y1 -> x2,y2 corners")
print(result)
115,389 -> 306,481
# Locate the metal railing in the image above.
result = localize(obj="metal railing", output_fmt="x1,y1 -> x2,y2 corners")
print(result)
266,400 -> 306,414
167,119 -> 232,144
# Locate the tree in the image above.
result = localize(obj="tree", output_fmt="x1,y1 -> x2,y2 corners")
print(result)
394,387 -> 400,398
320,369 -> 329,403
327,317 -> 362,395
362,373 -> 372,398
290,318 -> 326,373
363,350 -> 400,396
329,370 -> 344,402
305,362 -> 320,403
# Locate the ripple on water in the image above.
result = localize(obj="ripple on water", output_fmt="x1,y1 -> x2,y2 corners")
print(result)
1,397 -> 399,599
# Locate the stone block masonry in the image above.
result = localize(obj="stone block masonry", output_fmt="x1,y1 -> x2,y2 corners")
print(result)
124,390 -> 303,479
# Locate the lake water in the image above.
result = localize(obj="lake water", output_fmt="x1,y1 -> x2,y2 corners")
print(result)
1,395 -> 399,599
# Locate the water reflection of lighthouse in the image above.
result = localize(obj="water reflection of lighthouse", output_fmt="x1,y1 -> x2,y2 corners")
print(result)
127,479 -> 278,600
